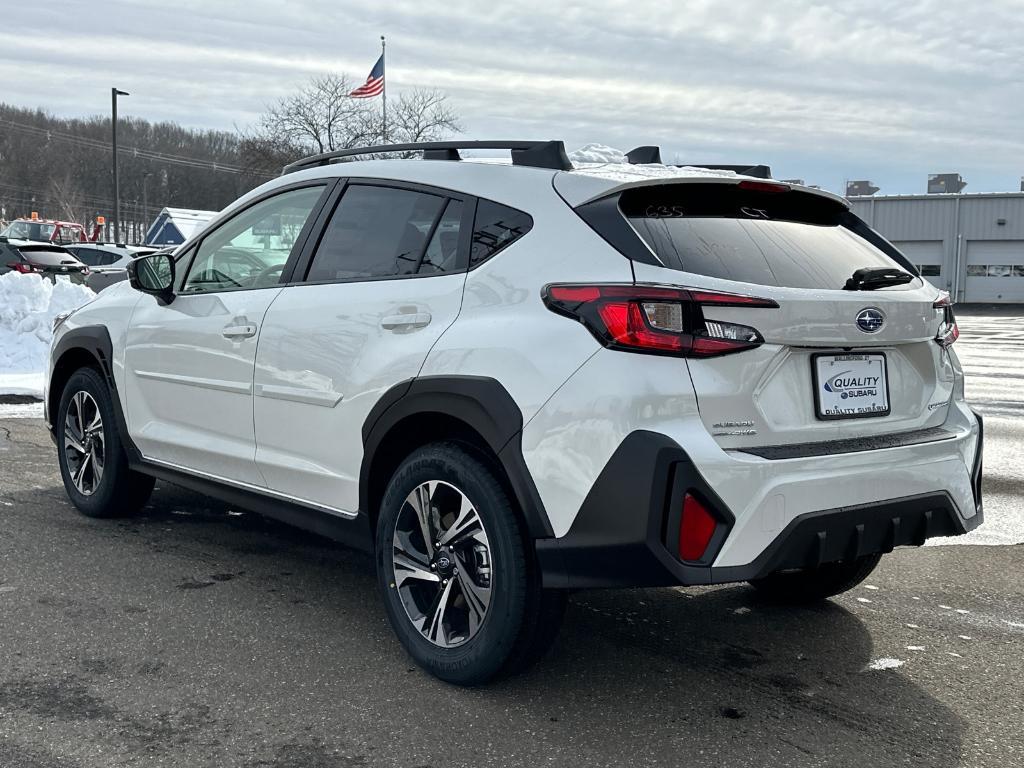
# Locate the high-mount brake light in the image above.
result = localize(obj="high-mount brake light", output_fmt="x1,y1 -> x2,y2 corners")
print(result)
736,180 -> 789,194
542,283 -> 778,358
933,292 -> 959,348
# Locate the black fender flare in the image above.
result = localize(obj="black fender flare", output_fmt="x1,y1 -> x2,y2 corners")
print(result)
360,376 -> 555,539
48,326 -> 138,460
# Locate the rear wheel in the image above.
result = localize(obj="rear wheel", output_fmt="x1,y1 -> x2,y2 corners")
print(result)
56,367 -> 154,518
376,442 -> 563,685
749,553 -> 883,603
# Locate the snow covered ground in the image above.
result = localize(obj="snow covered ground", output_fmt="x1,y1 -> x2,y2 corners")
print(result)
0,272 -> 95,398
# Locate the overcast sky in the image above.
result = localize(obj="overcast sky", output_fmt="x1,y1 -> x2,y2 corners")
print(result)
5,0 -> 1024,195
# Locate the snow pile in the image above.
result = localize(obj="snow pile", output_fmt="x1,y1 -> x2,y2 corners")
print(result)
568,143 -> 628,165
0,273 -> 95,397
867,658 -> 905,671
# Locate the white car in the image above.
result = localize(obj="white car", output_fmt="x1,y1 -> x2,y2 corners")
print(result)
45,140 -> 983,684
62,243 -> 161,291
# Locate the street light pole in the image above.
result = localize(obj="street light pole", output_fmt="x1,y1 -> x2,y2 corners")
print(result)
111,87 -> 129,242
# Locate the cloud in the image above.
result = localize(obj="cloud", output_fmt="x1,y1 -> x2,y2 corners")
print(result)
4,0 -> 1023,193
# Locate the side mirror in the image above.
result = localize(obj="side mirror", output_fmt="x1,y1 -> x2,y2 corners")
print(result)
128,253 -> 175,304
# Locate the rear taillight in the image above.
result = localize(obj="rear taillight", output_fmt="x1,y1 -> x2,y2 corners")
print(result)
933,292 -> 958,348
678,493 -> 717,562
542,283 -> 777,357
7,262 -> 35,274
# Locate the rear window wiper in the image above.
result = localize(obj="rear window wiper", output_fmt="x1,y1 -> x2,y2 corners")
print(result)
843,267 -> 915,291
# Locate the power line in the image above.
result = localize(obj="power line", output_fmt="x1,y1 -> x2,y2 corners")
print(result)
0,117 -> 274,177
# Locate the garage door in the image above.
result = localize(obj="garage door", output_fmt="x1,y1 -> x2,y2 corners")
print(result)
893,240 -> 944,289
964,240 -> 1024,303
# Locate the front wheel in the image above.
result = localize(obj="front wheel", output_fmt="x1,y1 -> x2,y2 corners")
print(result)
749,553 -> 883,603
56,367 -> 155,518
376,443 -> 563,685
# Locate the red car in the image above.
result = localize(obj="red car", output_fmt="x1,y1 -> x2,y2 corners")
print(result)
1,216 -> 89,244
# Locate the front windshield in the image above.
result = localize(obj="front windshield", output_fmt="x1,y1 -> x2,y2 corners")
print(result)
1,221 -> 56,241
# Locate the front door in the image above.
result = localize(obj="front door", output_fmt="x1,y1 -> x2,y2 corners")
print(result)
123,183 -> 330,486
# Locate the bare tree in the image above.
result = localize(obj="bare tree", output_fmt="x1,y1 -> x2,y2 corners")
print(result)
256,74 -> 369,154
49,171 -> 84,222
248,74 -> 462,168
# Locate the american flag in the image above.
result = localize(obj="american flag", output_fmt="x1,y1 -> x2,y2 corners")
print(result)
349,54 -> 385,98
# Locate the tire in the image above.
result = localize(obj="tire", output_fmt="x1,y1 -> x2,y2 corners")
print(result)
749,553 -> 883,603
375,442 -> 563,685
56,367 -> 155,518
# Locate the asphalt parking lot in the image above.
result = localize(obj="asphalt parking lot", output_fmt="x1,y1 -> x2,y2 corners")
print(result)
1,310 -> 1022,768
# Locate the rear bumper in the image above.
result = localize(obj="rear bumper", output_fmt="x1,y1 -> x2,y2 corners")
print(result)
536,413 -> 983,589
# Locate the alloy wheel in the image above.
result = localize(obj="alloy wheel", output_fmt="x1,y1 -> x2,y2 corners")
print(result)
391,480 -> 493,648
63,391 -> 105,496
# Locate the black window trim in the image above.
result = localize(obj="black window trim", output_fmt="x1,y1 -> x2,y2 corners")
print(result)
177,178 -> 338,296
290,177 -> 476,287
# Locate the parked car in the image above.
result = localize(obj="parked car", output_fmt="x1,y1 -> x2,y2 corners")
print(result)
45,140 -> 983,685
0,238 -> 89,283
62,243 -> 160,292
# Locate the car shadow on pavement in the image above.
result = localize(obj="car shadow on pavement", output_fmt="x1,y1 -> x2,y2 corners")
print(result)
2,478 -> 966,768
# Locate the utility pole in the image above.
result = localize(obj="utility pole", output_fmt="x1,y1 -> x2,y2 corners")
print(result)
111,87 -> 129,242
142,171 -> 152,244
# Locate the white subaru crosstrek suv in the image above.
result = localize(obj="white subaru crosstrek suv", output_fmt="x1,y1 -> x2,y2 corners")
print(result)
46,140 -> 983,685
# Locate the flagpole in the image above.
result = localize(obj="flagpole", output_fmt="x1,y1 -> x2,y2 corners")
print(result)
381,35 -> 387,144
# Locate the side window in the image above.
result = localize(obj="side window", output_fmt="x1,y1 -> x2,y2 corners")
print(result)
305,185 -> 449,282
182,185 -> 325,294
71,248 -> 101,266
470,200 -> 533,268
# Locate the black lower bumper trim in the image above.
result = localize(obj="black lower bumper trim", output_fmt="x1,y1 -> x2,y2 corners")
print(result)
710,491 -> 979,584
537,428 -> 984,590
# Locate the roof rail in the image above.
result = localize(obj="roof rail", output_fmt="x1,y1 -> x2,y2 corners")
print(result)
683,164 -> 773,179
281,140 -> 572,175
625,145 -> 663,164
622,146 -> 773,179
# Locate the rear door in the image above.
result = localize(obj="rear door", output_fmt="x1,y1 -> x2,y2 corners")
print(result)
253,180 -> 472,513
619,181 -> 955,449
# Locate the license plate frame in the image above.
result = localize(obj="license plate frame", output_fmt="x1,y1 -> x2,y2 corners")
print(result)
811,352 -> 891,420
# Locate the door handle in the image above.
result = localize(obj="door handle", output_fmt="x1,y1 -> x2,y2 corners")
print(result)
380,312 -> 432,330
222,323 -> 257,339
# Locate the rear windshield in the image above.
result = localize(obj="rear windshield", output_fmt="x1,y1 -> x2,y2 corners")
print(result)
621,184 -> 912,290
18,246 -> 80,267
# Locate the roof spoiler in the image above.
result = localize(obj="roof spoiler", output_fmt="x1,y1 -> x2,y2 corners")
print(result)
282,140 -> 573,174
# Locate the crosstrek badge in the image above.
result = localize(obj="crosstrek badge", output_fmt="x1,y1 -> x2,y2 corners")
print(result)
813,353 -> 890,419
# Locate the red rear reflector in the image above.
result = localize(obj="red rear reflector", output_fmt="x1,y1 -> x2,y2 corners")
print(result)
679,493 -> 717,562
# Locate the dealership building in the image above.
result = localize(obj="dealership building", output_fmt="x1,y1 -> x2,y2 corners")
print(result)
848,191 -> 1024,303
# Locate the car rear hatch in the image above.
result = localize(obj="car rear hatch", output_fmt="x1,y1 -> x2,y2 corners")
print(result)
19,244 -> 88,275
569,178 -> 958,451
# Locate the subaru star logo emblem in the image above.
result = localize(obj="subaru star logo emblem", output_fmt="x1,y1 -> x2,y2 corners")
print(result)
856,307 -> 885,334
